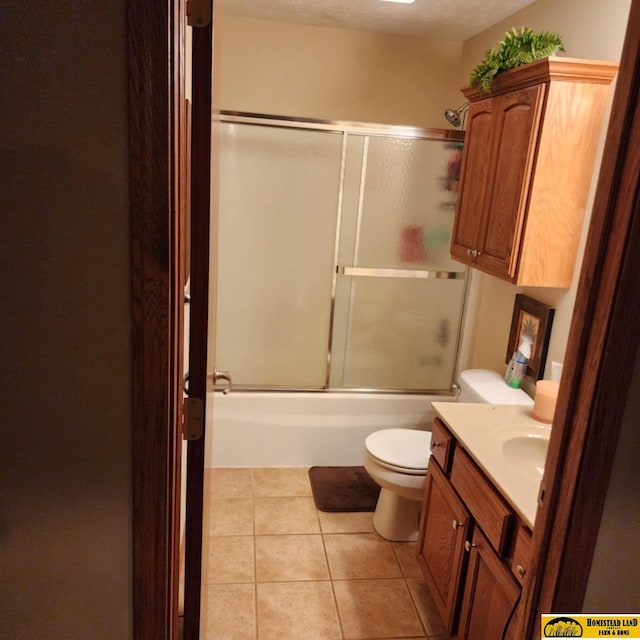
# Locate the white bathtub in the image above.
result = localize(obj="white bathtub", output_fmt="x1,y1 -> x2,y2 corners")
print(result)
205,391 -> 456,468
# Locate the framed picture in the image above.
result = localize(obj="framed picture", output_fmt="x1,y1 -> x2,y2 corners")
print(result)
505,294 -> 555,382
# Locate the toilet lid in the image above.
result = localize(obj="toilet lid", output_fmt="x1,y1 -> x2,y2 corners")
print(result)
365,428 -> 431,471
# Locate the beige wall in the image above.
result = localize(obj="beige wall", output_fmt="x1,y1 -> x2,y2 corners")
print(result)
0,2 -> 133,638
216,14 -> 463,128
458,0 -> 631,382
583,348 -> 640,611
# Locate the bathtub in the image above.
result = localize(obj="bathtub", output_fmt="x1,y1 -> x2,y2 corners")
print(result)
205,391 -> 456,468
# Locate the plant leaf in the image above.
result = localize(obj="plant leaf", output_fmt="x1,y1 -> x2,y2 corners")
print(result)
469,27 -> 564,92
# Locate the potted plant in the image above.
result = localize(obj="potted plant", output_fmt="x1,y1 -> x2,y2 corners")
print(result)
469,27 -> 565,93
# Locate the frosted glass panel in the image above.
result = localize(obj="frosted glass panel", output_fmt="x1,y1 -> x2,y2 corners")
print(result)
335,276 -> 465,391
353,137 -> 462,271
329,134 -> 466,392
214,123 -> 342,387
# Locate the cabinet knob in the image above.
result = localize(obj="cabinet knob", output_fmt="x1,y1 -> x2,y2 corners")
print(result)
471,249 -> 478,258
464,540 -> 476,552
452,519 -> 464,530
430,441 -> 441,449
516,564 -> 526,578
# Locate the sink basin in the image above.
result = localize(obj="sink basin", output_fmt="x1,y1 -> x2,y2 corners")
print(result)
502,433 -> 549,484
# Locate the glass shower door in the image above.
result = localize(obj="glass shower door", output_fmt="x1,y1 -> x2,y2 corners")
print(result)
214,122 -> 343,388
329,134 -> 466,391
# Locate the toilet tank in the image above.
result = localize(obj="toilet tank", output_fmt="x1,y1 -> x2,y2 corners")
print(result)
458,369 -> 533,406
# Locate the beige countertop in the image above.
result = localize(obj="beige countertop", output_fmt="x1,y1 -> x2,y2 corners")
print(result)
431,402 -> 552,528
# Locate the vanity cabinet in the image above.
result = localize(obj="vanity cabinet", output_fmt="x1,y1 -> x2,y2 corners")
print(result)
416,457 -> 471,632
417,418 -> 528,639
451,57 -> 618,287
457,527 -> 520,640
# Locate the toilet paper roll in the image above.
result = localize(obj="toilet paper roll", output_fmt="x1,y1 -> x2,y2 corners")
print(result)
533,380 -> 560,423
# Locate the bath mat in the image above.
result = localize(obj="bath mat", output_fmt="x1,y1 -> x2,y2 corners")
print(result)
308,466 -> 380,512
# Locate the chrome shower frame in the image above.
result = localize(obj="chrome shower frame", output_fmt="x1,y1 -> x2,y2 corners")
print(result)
214,110 -> 468,395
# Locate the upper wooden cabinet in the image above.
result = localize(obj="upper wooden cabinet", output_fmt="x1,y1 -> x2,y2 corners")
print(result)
451,57 -> 618,287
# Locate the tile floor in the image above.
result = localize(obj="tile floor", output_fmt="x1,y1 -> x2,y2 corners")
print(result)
201,467 -> 450,640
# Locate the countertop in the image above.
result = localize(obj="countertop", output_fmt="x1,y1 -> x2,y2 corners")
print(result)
431,402 -> 551,528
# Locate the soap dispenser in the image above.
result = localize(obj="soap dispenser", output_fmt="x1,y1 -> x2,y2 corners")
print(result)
505,337 -> 532,389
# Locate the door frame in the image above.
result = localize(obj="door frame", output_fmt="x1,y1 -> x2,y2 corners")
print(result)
128,1 -> 186,638
182,7 -> 214,639
127,0 -> 640,638
522,2 -> 640,636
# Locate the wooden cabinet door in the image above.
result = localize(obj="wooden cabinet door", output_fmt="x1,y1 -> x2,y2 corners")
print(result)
450,96 -> 496,264
479,84 -> 545,280
417,460 -> 471,634
456,528 -> 521,640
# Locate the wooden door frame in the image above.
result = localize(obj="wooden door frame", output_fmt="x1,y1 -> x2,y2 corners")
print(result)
521,2 -> 640,636
183,8 -> 214,639
126,0 -> 639,637
128,1 -> 186,638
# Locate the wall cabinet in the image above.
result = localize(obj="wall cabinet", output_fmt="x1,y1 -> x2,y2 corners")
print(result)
417,418 -> 527,639
451,57 -> 618,287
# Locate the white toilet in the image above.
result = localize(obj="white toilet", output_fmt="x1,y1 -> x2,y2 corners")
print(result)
364,428 -> 432,542
364,369 -> 533,542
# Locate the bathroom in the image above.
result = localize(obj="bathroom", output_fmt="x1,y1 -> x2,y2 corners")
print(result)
193,0 -> 634,638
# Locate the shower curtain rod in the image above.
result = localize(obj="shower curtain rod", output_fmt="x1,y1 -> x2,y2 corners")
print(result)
218,109 -> 466,141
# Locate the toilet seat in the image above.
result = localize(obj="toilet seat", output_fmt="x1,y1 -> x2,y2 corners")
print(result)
365,428 -> 431,475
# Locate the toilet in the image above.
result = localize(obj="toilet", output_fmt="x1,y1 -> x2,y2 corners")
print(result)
364,428 -> 432,542
364,368 -> 533,542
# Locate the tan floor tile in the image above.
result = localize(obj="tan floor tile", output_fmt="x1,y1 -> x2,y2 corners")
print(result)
324,533 -> 402,580
209,498 -> 254,536
252,467 -> 312,497
257,581 -> 341,640
254,497 -> 320,535
406,578 -> 449,637
206,536 -> 254,583
207,467 -> 254,499
318,510 -> 374,534
204,583 -> 255,640
391,542 -> 423,579
255,534 -> 329,582
333,579 -> 425,639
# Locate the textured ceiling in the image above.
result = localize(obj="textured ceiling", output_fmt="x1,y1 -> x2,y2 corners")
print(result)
220,0 -> 537,40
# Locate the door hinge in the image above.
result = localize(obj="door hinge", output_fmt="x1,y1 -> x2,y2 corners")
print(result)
183,397 -> 204,440
187,0 -> 212,27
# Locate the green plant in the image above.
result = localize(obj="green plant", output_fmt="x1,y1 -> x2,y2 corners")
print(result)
469,27 -> 565,93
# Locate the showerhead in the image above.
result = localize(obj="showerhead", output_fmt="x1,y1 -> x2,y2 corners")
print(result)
444,108 -> 462,127
444,102 -> 469,128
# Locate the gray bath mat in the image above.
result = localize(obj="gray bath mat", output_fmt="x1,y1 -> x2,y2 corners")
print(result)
308,466 -> 380,512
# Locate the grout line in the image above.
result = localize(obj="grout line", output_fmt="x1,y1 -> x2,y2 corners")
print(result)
317,509 -> 346,638
404,575 -> 429,638
323,538 -> 346,639
250,471 -> 258,640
